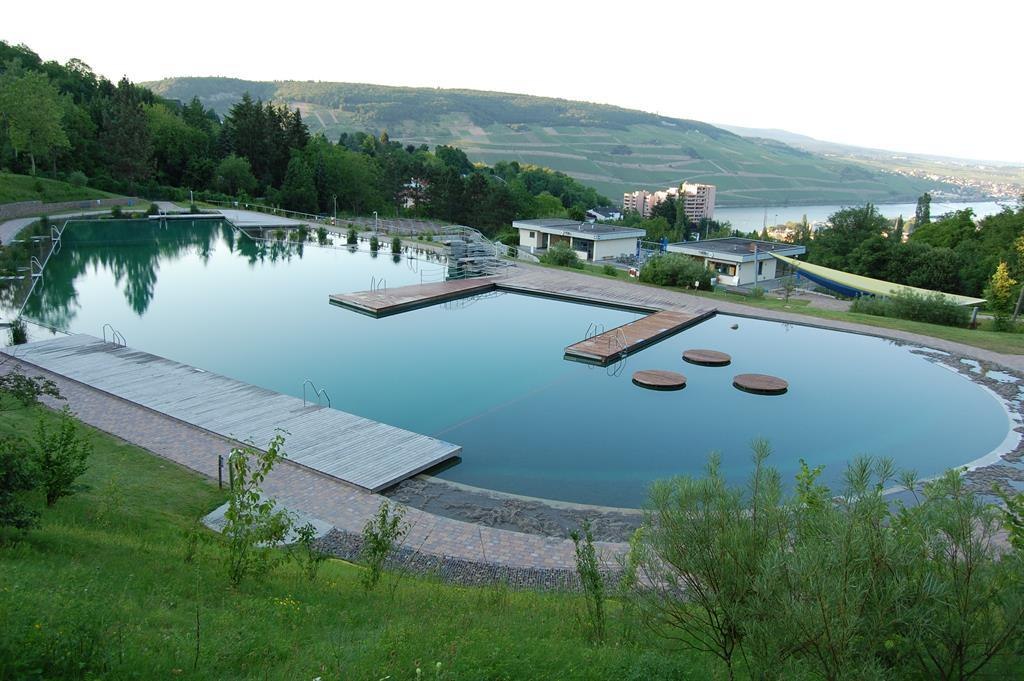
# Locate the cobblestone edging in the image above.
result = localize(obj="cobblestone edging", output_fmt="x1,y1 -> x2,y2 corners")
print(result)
912,350 -> 1024,494
315,528 -> 587,591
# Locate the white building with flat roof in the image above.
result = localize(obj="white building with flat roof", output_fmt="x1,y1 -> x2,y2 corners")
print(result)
667,237 -> 805,287
514,219 -> 645,262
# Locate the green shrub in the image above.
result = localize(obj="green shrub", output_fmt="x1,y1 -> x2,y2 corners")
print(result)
347,227 -> 358,245
540,242 -> 583,269
360,499 -> 408,592
223,433 -> 293,586
369,235 -> 380,252
601,263 -> 618,277
66,170 -> 88,187
570,520 -> 605,642
391,236 -> 401,253
0,435 -> 39,533
316,226 -> 328,245
749,285 -> 765,299
850,290 -> 970,326
291,522 -> 327,582
638,253 -> 711,289
628,443 -> 1024,680
146,203 -> 159,216
9,318 -> 27,345
110,205 -> 123,219
296,225 -> 309,242
0,367 -> 62,410
34,406 -> 91,507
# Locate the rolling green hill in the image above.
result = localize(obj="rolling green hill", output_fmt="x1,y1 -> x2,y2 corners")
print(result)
145,77 -> 953,207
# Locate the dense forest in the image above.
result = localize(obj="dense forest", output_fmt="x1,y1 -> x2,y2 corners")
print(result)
0,42 -> 608,236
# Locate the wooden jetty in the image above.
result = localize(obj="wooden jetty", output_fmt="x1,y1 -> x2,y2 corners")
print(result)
329,278 -> 500,317
564,309 -> 715,365
3,335 -> 461,492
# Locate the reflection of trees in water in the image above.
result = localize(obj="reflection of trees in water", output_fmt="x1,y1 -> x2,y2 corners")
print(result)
22,220 -> 269,329
235,233 -> 304,265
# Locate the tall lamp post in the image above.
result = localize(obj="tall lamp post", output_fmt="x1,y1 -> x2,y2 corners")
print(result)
333,194 -> 337,225
373,210 -> 379,234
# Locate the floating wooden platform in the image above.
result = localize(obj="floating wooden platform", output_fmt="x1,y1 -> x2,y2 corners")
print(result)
564,309 -> 715,365
632,369 -> 687,391
683,349 -> 732,367
3,335 -> 461,492
329,278 -> 500,317
733,373 -> 789,395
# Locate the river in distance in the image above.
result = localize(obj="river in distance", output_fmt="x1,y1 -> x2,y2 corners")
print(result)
714,200 -> 1011,232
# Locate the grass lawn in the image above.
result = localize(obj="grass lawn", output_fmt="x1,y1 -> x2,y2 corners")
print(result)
535,262 -> 1024,355
688,288 -> 1024,355
0,172 -> 118,205
0,404 -> 708,680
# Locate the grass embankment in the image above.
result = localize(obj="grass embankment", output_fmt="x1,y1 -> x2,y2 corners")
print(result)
537,262 -> 1024,355
0,405 -> 705,680
0,172 -> 117,204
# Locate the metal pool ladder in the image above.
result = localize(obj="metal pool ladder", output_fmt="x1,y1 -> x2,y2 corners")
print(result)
101,323 -> 127,347
302,379 -> 332,408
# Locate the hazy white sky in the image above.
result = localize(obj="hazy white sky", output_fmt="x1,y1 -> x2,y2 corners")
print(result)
5,0 -> 1021,162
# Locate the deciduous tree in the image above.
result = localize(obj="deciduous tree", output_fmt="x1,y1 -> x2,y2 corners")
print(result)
0,66 -> 70,175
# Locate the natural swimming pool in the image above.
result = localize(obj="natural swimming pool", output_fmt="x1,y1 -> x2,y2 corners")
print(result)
21,219 -> 1013,507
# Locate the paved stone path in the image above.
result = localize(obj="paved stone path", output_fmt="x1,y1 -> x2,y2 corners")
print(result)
0,354 -> 623,571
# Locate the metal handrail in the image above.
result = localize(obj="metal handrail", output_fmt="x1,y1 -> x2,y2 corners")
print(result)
301,379 -> 331,408
101,323 -> 127,347
607,328 -> 628,352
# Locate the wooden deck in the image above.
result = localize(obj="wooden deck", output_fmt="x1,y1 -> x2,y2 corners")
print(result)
329,278 -> 500,317
564,309 -> 715,365
3,335 -> 460,492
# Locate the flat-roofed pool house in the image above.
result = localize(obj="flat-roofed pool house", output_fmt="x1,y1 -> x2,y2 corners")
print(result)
666,238 -> 807,287
514,219 -> 646,262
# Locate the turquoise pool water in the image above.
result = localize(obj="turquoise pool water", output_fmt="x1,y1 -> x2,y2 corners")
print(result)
22,220 -> 1012,507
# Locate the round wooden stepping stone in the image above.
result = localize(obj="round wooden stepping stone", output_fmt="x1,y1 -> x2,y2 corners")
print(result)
632,370 -> 687,391
733,373 -> 788,395
683,349 -> 732,367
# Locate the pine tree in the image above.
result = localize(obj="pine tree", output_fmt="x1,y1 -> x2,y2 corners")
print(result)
99,77 -> 152,182
986,261 -> 1016,329
915,192 -> 931,226
281,153 -> 318,214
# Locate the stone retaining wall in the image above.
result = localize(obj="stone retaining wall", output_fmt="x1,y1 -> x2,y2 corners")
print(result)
0,197 -> 135,220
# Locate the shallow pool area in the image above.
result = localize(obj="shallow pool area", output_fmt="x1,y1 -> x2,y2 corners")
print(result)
19,219 -> 1014,507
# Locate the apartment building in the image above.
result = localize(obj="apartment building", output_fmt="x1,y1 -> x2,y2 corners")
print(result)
622,183 -> 716,221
